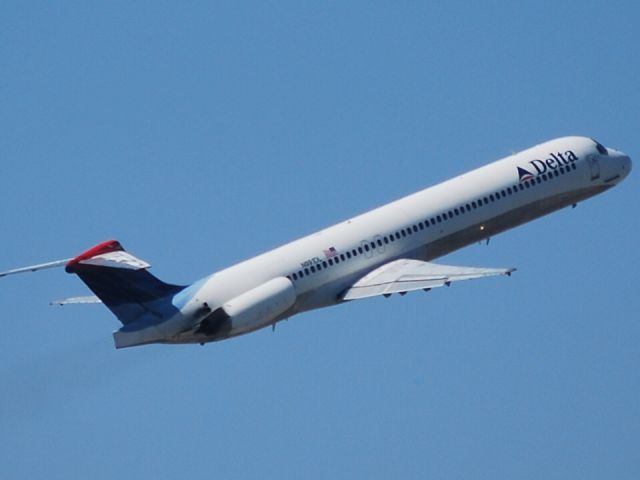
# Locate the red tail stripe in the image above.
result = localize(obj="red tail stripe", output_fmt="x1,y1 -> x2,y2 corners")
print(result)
66,240 -> 124,268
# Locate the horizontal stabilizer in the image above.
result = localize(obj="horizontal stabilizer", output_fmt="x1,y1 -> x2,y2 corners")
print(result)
72,250 -> 150,270
51,295 -> 102,305
0,258 -> 73,278
0,240 -> 150,278
65,240 -> 150,271
342,258 -> 515,300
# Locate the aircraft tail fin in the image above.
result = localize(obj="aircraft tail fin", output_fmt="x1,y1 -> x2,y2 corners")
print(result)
65,240 -> 186,325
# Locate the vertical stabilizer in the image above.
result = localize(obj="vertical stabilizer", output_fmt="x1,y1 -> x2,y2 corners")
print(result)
65,240 -> 186,325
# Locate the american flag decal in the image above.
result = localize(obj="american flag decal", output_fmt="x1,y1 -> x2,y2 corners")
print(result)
323,247 -> 338,259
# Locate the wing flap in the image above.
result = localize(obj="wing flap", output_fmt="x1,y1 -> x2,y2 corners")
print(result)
342,259 -> 514,300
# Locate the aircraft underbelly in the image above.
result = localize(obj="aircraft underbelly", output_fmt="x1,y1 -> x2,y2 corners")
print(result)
425,185 -> 608,260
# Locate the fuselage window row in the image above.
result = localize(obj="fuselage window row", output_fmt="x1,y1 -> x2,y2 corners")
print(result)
288,161 -> 578,282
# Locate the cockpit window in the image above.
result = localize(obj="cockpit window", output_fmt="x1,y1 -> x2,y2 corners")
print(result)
593,139 -> 608,155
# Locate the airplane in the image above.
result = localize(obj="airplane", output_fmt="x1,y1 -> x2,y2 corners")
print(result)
0,136 -> 631,348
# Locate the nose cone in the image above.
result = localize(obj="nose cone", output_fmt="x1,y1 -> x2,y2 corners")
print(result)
621,154 -> 632,177
606,147 -> 632,182
615,151 -> 632,180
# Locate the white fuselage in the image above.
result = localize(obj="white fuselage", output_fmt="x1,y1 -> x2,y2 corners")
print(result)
167,136 -> 630,344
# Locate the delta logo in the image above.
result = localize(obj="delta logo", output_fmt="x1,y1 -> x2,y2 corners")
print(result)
517,150 -> 579,181
517,167 -> 534,182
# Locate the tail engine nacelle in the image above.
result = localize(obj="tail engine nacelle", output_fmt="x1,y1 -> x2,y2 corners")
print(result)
197,276 -> 296,339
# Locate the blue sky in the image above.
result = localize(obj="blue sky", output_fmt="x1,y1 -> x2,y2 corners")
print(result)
1,1 -> 638,478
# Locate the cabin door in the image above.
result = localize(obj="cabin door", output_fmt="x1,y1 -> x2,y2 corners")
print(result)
588,155 -> 600,181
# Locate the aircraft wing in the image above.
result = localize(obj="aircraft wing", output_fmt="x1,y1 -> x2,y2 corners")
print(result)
342,258 -> 515,300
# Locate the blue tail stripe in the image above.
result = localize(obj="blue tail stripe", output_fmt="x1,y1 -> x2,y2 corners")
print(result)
67,264 -> 185,324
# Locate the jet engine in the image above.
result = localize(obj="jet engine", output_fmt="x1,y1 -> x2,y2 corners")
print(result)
197,276 -> 296,339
